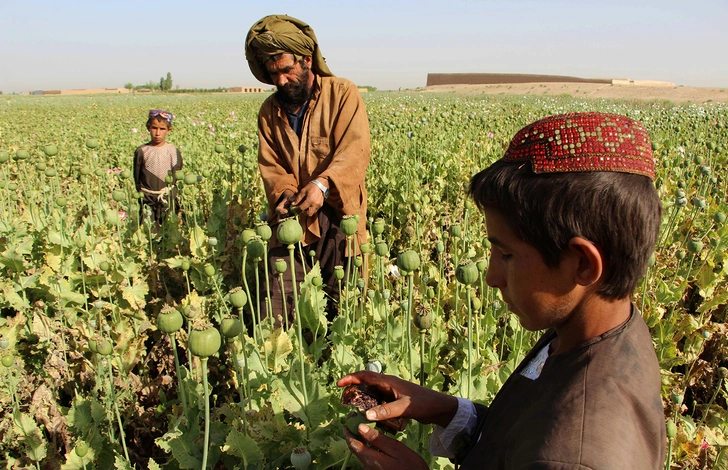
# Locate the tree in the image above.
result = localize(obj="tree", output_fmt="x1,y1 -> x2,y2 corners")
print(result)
124,82 -> 133,91
165,72 -> 173,91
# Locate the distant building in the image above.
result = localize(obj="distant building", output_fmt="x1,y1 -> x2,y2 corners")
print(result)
229,86 -> 267,93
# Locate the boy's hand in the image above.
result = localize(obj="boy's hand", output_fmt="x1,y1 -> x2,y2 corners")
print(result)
274,190 -> 296,216
291,182 -> 325,217
337,371 -> 458,428
344,425 -> 429,470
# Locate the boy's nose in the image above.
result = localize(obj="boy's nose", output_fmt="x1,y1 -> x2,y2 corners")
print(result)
485,263 -> 503,290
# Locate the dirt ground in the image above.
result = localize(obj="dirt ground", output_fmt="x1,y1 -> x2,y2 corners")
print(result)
423,82 -> 728,104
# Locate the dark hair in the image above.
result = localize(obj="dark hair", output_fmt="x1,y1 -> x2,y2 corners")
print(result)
468,160 -> 661,300
146,116 -> 171,128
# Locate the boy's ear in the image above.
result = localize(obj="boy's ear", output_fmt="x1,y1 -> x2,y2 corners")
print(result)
567,237 -> 603,287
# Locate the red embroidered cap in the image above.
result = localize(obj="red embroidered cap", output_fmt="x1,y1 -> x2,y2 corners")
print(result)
502,112 -> 655,180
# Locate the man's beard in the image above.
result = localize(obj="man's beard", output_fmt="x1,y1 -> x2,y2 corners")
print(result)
275,66 -> 312,112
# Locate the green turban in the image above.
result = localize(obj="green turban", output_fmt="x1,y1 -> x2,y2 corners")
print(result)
245,14 -> 334,85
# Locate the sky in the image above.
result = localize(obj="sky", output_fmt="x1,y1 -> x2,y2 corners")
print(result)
1,0 -> 727,94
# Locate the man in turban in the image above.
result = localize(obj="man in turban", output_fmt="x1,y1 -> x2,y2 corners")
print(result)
246,15 -> 370,324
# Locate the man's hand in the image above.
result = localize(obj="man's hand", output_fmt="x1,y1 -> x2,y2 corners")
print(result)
291,181 -> 326,217
344,425 -> 429,470
275,190 -> 297,216
337,371 -> 458,428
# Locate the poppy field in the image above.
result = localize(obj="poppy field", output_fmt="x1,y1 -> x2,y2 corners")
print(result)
0,91 -> 726,469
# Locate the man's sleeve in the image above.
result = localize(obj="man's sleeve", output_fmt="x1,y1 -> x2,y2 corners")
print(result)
258,103 -> 299,212
430,398 -> 480,459
316,81 -> 370,214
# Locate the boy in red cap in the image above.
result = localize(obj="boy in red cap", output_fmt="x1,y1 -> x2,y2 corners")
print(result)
339,112 -> 666,469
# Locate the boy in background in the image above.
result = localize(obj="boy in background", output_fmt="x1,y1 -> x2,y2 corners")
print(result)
133,109 -> 183,225
339,112 -> 666,469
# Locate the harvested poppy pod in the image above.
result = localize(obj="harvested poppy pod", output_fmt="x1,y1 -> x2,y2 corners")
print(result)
456,260 -> 479,285
229,287 -> 247,308
188,327 -> 221,358
340,215 -> 358,236
157,307 -> 183,334
397,250 -> 420,273
341,384 -> 407,434
277,218 -> 303,245
274,258 -> 288,274
255,223 -> 272,241
221,318 -> 243,339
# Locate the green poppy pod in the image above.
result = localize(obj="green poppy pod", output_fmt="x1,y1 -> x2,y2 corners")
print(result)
36,162 -> 47,171
256,223 -> 272,241
375,241 -> 389,257
670,392 -> 683,405
202,169 -> 211,178
426,286 -> 435,299
277,218 -> 303,245
666,421 -> 677,440
87,338 -> 98,353
241,228 -> 257,244
15,149 -> 29,160
412,202 -> 422,213
414,308 -> 433,331
450,224 -> 462,238
44,168 -> 57,177
55,197 -> 67,208
157,308 -> 183,334
1,355 -> 14,368
174,170 -> 185,181
340,215 -> 358,236
183,173 -> 197,185
675,189 -> 685,198
99,261 -> 111,272
165,175 -> 174,184
104,209 -> 121,225
334,265 -> 345,280
246,238 -> 265,259
44,144 -> 58,157
229,287 -> 247,308
204,264 -> 215,277
312,276 -> 323,287
456,260 -> 479,285
357,278 -> 365,289
207,237 -> 218,246
676,250 -> 687,260
85,138 -> 99,149
359,243 -> 370,254
471,296 -> 482,312
74,442 -> 89,458
274,258 -> 287,274
687,238 -> 704,253
0,338 -> 9,350
80,165 -> 91,175
435,241 -> 445,254
476,259 -> 487,272
221,318 -> 243,339
112,190 -> 125,202
214,144 -> 225,154
372,218 -> 386,236
382,289 -> 391,300
308,250 -> 316,258
714,212 -> 726,225
94,168 -> 104,177
7,182 -> 17,191
96,339 -> 113,356
694,155 -> 704,164
290,447 -> 313,470
397,250 -> 420,272
188,327 -> 221,358
676,197 -> 687,207
181,259 -> 191,271
367,290 -> 376,299
0,152 -> 8,163
355,256 -> 363,267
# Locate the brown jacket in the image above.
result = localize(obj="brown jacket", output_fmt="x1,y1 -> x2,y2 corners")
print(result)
461,309 -> 666,469
257,75 -> 370,250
